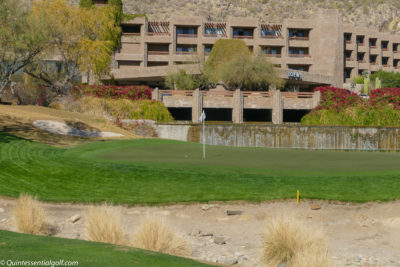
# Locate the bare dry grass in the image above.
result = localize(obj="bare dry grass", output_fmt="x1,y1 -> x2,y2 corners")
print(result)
85,203 -> 128,246
13,194 -> 48,234
262,216 -> 331,267
132,216 -> 190,257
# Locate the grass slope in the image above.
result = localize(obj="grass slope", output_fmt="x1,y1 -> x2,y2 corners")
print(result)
1,133 -> 400,203
0,230 -> 212,267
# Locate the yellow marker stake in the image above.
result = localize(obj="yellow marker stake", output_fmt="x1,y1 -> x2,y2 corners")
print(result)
297,190 -> 300,205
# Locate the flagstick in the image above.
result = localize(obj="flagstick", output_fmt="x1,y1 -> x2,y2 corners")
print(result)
202,118 -> 205,159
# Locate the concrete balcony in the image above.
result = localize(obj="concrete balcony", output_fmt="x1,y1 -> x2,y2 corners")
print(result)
115,53 -> 143,61
394,52 -> 400,60
345,41 -> 355,50
289,39 -> 310,48
370,48 -> 379,55
144,35 -> 172,43
370,64 -> 379,71
358,62 -> 369,70
148,54 -> 170,62
121,35 -> 142,43
176,36 -> 198,45
357,44 -> 367,53
345,59 -> 356,68
382,50 -> 392,57
258,37 -> 285,46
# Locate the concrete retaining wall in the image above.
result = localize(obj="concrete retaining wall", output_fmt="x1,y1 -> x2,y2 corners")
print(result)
155,123 -> 400,150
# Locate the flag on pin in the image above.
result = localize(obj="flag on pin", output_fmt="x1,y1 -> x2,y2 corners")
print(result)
199,110 -> 206,122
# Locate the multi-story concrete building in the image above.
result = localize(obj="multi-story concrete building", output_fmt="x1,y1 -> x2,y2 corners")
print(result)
111,9 -> 400,90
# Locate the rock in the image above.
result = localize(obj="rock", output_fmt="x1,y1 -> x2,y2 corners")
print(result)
199,231 -> 213,237
0,208 -> 4,213
201,204 -> 210,211
0,219 -> 6,223
227,210 -> 243,216
219,257 -> 238,265
67,214 -> 81,224
310,204 -> 321,210
213,236 -> 226,245
278,263 -> 287,267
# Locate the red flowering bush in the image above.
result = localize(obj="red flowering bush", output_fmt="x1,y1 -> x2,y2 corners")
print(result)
80,85 -> 152,101
313,86 -> 362,112
369,88 -> 400,110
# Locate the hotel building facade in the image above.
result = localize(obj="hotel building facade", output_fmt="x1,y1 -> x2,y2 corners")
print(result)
111,9 -> 400,90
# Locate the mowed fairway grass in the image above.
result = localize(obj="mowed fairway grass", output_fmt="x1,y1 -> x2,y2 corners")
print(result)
0,230 -> 213,267
1,132 -> 400,203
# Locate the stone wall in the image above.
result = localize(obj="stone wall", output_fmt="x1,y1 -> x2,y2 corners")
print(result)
155,123 -> 400,151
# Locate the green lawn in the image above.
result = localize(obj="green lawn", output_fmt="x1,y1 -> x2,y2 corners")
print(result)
0,230 -> 213,267
1,132 -> 400,203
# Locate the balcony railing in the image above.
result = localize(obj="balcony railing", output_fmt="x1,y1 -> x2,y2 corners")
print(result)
282,92 -> 314,99
357,42 -> 364,46
175,51 -> 196,55
370,62 -> 377,65
233,35 -> 254,39
396,66 -> 400,69
243,91 -> 272,98
382,64 -> 390,67
177,34 -> 198,38
123,33 -> 141,36
289,37 -> 309,41
382,48 -> 389,51
204,52 -> 211,56
345,57 -> 353,61
148,51 -> 169,55
358,60 -> 366,63
147,32 -> 170,36
263,54 -> 282,58
370,45 -> 377,49
345,40 -> 352,44
261,35 -> 283,39
288,54 -> 310,58
394,50 -> 400,53
160,90 -> 193,97
204,34 -> 226,38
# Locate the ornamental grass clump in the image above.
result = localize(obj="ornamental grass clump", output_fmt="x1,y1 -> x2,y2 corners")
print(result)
13,193 -> 48,235
132,216 -> 190,257
262,216 -> 331,267
85,203 -> 128,246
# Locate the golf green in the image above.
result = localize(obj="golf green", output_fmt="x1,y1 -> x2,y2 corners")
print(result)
1,132 -> 400,204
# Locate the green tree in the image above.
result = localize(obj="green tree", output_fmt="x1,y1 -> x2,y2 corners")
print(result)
79,0 -> 93,8
0,0 -> 48,97
370,70 -> 400,88
25,0 -> 120,93
220,55 -> 285,90
204,39 -> 251,82
165,70 -> 210,90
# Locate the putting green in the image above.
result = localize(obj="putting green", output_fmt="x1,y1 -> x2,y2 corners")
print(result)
1,133 -> 400,203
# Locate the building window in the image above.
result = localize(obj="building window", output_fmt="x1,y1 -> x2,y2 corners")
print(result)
288,47 -> 309,57
369,38 -> 377,48
261,46 -> 282,57
148,43 -> 169,55
288,29 -> 310,40
381,41 -> 389,50
204,23 -> 226,37
393,43 -> 399,52
357,52 -> 365,62
260,25 -> 282,38
369,55 -> 377,64
121,24 -> 141,36
356,36 -> 365,46
288,65 -> 310,72
344,33 -> 352,43
204,45 -> 213,55
147,21 -> 170,36
176,27 -> 197,37
345,50 -> 352,60
176,45 -> 197,54
233,28 -> 254,39
382,57 -> 389,66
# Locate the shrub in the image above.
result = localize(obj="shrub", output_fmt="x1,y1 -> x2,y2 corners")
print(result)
60,96 -> 173,122
370,70 -> 400,88
85,203 -> 128,246
13,194 -> 48,234
79,0 -> 93,8
220,55 -> 284,90
80,85 -> 152,101
132,216 -> 189,256
261,216 -> 330,267
369,87 -> 400,109
165,69 -> 209,90
313,86 -> 362,112
353,75 -> 364,84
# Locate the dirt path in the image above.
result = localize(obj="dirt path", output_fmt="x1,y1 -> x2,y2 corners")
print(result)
1,198 -> 399,267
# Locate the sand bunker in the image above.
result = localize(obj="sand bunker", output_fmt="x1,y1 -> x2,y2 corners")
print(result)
33,120 -> 124,137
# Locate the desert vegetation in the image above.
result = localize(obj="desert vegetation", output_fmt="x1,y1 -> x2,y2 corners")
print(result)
133,216 -> 190,256
302,86 -> 400,126
85,203 -> 128,246
262,216 -> 331,267
13,194 -> 49,235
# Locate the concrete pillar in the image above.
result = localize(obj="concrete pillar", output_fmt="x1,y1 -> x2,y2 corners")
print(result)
272,90 -> 283,124
232,89 -> 243,123
151,88 -> 160,101
312,90 -> 321,108
192,89 -> 203,123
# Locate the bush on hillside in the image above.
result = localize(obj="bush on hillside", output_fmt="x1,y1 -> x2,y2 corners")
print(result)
81,85 -> 152,101
352,75 -> 364,84
165,69 -> 210,90
370,70 -> 400,88
79,0 -> 93,8
302,86 -> 400,126
56,96 -> 173,122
